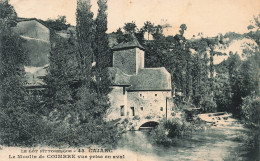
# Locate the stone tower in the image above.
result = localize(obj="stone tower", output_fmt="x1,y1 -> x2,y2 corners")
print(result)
112,35 -> 145,75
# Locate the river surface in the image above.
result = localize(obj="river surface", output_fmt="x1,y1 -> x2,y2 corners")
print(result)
115,121 -> 259,161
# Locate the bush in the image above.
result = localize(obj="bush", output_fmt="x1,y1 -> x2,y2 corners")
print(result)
164,119 -> 193,137
150,118 -> 199,145
241,95 -> 260,128
200,98 -> 217,113
150,125 -> 173,146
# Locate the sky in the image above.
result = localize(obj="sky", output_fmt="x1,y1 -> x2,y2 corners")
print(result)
9,0 -> 260,38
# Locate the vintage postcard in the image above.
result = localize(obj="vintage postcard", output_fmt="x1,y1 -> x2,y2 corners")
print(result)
0,0 -> 259,160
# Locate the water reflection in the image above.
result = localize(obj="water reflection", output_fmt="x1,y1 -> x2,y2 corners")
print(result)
116,123 -> 256,161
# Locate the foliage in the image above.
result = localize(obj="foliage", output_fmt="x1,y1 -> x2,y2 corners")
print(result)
44,32 -> 77,117
44,15 -> 69,31
214,71 -> 232,112
114,28 -> 125,44
200,97 -> 217,112
64,0 -> 118,146
229,129 -> 260,161
150,118 -> 203,146
142,21 -> 154,40
241,95 -> 260,128
0,1 -> 32,145
0,0 -> 120,147
123,21 -> 137,34
0,0 -> 17,20
93,0 -> 112,97
247,14 -> 260,45
94,0 -> 112,71
76,0 -> 94,83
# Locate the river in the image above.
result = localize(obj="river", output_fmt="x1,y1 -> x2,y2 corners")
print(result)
115,118 -> 259,161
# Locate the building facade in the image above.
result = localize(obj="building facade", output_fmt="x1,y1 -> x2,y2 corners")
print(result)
107,35 -> 174,121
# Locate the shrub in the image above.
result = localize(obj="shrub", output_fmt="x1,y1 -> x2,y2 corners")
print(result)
241,95 -> 260,128
200,98 -> 217,113
150,118 -> 197,145
150,125 -> 173,146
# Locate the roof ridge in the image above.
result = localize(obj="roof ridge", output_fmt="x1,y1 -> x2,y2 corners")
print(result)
112,34 -> 145,51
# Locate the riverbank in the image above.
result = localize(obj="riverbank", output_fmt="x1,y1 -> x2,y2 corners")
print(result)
115,112 -> 259,161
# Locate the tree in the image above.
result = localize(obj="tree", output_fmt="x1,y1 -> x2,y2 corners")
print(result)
0,1 -> 36,145
115,28 -> 125,44
123,21 -> 137,34
93,0 -> 112,95
44,32 -> 77,119
142,21 -> 154,40
76,0 -> 94,85
44,15 -> 69,31
247,14 -> 260,45
179,24 -> 187,36
72,0 -> 118,146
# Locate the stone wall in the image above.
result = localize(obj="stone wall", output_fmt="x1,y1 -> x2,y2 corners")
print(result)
106,88 -> 175,121
13,20 -> 50,67
136,48 -> 144,74
113,48 -> 137,75
22,37 -> 50,66
127,91 -> 172,119
106,86 -> 128,120
13,20 -> 50,42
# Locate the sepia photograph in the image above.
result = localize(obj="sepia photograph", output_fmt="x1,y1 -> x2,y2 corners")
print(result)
0,0 -> 259,160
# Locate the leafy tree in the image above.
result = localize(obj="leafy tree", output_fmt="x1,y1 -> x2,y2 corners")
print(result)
93,0 -> 112,95
44,15 -> 69,31
0,0 -> 17,21
94,0 -> 111,68
0,1 -> 36,145
190,50 -> 210,107
142,21 -> 155,40
123,21 -> 137,34
44,32 -> 77,120
247,14 -> 260,45
76,0 -> 94,84
214,60 -> 232,112
241,95 -> 260,128
179,24 -> 187,36
152,25 -> 164,40
72,0 -> 118,146
114,28 -> 125,44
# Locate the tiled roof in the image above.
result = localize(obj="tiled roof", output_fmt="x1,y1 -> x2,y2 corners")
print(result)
108,67 -> 171,91
128,68 -> 171,91
112,34 -> 145,51
108,67 -> 131,86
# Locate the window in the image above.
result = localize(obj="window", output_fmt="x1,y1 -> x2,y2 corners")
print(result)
140,107 -> 143,111
131,107 -> 135,116
155,94 -> 157,96
160,107 -> 163,111
120,106 -> 125,116
123,87 -> 126,95
140,94 -> 142,97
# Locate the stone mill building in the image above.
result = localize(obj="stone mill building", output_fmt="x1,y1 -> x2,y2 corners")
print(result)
107,35 -> 174,121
